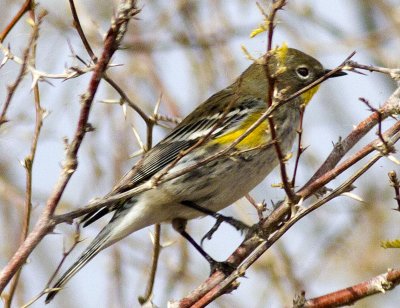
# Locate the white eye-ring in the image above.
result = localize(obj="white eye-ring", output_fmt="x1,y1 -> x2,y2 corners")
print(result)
296,66 -> 310,79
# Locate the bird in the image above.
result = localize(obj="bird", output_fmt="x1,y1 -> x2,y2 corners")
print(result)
45,45 -> 346,303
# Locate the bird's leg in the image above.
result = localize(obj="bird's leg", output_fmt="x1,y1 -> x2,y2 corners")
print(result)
181,200 -> 250,244
172,218 -> 235,275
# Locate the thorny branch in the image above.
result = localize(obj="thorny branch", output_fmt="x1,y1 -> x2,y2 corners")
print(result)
0,42 -> 99,82
0,0 -> 140,294
0,45 -> 28,124
0,22 -> 39,126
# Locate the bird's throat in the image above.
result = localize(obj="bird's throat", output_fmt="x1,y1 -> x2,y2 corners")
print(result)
300,84 -> 320,106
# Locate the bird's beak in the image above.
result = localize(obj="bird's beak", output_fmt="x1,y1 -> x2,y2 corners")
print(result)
325,69 -> 347,78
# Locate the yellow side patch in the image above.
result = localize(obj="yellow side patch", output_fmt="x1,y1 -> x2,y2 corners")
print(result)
212,112 -> 269,149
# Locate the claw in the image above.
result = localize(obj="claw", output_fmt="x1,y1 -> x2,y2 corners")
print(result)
209,260 -> 237,275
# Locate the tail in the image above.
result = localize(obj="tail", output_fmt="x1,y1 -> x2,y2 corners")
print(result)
45,199 -> 148,303
45,231 -> 112,304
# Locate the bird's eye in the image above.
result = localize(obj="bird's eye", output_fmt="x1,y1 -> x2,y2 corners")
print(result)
296,66 -> 309,78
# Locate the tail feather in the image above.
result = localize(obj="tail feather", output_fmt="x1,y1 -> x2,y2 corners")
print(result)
45,232 -> 111,304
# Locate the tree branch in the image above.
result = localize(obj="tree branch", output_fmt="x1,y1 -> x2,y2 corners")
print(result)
300,268 -> 400,307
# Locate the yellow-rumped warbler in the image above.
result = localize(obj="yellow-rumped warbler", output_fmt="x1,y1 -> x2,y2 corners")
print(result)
45,46 -> 345,303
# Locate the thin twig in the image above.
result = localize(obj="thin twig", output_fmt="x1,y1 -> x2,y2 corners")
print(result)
68,0 -> 97,62
138,224 -> 161,304
67,7 -> 164,294
359,97 -> 389,149
346,60 -> 400,81
266,0 -> 287,51
291,106 -> 305,187
103,74 -> 152,125
139,99 -> 161,304
0,42 -> 31,126
0,0 -> 34,43
246,193 -> 266,221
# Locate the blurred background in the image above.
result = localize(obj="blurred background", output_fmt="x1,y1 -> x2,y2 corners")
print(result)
1,0 -> 400,307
